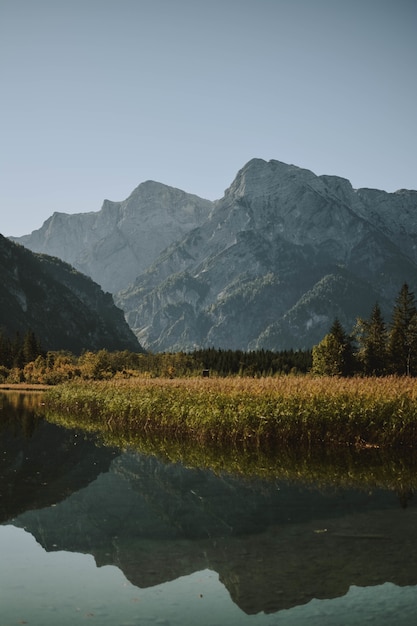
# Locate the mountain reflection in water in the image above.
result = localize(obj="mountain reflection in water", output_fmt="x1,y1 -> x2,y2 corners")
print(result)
1,391 -> 417,620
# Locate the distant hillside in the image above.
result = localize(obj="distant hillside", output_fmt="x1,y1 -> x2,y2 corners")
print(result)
0,234 -> 142,353
12,182 -> 213,294
11,159 -> 417,351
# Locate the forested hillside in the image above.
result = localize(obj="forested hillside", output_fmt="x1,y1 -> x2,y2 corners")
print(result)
0,234 -> 141,353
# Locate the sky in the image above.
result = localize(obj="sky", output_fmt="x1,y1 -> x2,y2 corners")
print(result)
1,0 -> 416,237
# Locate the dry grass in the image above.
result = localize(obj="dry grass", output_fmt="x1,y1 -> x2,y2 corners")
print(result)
45,375 -> 417,449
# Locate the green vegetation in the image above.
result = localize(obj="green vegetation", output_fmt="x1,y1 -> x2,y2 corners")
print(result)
45,375 -> 417,449
4,282 -> 417,466
0,329 -> 44,381
312,283 -> 417,377
1,282 -> 416,383
44,403 -> 417,493
1,387 -> 416,493
0,343 -> 311,384
311,318 -> 355,376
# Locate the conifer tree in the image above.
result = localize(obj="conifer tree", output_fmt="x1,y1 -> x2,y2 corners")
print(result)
354,303 -> 388,376
11,332 -> 24,369
22,330 -> 43,365
388,283 -> 417,375
0,331 -> 12,368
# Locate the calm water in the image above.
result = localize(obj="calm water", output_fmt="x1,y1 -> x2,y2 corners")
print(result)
1,391 -> 417,625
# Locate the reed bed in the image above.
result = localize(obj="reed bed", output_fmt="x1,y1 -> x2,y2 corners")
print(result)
44,406 -> 417,493
45,375 -> 417,449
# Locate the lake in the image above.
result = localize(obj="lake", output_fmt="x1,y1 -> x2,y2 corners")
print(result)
1,391 -> 417,625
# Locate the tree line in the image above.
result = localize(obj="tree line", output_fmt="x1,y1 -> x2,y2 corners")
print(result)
312,283 -> 417,376
2,282 -> 415,383
0,337 -> 312,384
0,330 -> 43,371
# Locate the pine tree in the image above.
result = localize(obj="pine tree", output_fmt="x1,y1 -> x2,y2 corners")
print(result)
354,303 -> 388,376
0,331 -> 12,368
22,330 -> 43,365
388,283 -> 417,375
11,332 -> 24,369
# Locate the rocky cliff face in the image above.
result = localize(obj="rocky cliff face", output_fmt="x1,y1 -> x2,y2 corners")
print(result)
0,234 -> 141,352
11,159 -> 417,351
13,181 -> 213,294
117,159 -> 417,350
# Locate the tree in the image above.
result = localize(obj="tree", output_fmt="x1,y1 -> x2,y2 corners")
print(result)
312,318 -> 355,376
354,303 -> 388,376
22,330 -> 43,365
11,332 -> 24,369
312,333 -> 344,376
0,331 -> 12,368
388,283 -> 417,375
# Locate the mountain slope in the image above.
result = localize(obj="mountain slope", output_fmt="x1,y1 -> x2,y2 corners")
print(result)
12,181 -> 213,294
117,159 -> 417,350
0,234 -> 141,353
10,158 -> 417,351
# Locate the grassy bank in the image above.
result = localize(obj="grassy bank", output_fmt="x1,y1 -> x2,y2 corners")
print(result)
45,375 -> 417,449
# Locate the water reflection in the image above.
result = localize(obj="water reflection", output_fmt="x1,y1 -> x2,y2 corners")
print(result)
2,392 -> 417,624
0,391 -> 118,522
2,525 -> 415,626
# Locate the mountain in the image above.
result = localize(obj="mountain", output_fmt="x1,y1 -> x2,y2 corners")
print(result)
116,159 -> 417,350
11,159 -> 417,351
0,234 -> 141,353
12,181 -> 213,294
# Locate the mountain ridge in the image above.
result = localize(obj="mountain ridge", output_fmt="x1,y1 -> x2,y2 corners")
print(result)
115,159 -> 417,350
10,158 -> 417,352
13,181 -> 213,294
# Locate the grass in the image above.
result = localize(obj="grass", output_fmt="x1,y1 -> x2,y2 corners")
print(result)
45,375 -> 417,449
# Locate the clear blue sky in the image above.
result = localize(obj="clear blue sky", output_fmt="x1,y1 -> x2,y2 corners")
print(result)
1,0 -> 416,236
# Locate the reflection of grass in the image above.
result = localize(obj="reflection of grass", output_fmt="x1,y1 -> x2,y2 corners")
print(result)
0,390 -> 46,438
44,376 -> 417,490
46,407 -> 417,493
0,390 -> 46,412
46,376 -> 417,448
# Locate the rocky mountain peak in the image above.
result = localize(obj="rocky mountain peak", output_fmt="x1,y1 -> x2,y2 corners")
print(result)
11,182 -> 213,294
115,160 -> 417,351
218,159 -> 364,255
119,180 -> 213,227
225,158 -> 316,203
8,158 -> 417,352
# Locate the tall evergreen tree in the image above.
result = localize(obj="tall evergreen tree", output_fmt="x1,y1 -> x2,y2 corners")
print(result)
388,283 -> 417,375
11,332 -> 24,369
354,303 -> 388,376
22,330 -> 43,365
0,331 -> 12,368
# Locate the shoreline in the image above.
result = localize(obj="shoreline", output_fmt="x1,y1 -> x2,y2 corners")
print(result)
0,383 -> 51,391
